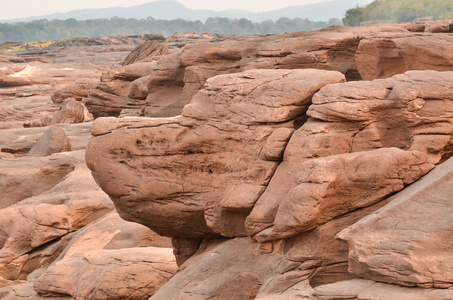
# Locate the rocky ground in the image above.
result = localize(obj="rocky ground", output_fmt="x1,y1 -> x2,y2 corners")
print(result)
1,20 -> 453,299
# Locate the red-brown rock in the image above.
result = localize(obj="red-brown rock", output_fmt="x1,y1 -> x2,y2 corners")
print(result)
28,126 -> 72,157
50,79 -> 99,104
86,69 -> 345,238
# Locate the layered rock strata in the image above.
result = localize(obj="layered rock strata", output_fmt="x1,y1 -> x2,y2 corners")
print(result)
86,68 -> 346,238
84,20 -> 453,119
87,68 -> 453,298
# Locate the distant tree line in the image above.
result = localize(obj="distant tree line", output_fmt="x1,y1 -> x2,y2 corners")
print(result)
0,17 -> 342,43
343,0 -> 453,26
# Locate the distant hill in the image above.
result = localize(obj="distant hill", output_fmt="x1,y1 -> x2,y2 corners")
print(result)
343,0 -> 453,26
2,0 -> 374,23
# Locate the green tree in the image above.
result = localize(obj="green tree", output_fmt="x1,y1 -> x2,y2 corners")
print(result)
343,6 -> 365,26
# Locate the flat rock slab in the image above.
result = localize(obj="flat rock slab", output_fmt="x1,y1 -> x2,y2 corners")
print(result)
338,156 -> 453,288
0,150 -> 85,208
313,279 -> 453,300
34,247 -> 177,300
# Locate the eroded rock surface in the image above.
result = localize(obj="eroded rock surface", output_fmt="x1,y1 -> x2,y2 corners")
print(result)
88,66 -> 453,298
34,247 -> 176,300
338,156 -> 453,288
0,151 -> 84,208
0,203 -> 72,280
3,21 -> 453,300
51,79 -> 99,104
0,38 -> 176,299
85,21 -> 453,119
27,126 -> 72,157
86,69 -> 346,238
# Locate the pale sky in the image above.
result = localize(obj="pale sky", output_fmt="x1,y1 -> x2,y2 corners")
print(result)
1,0 -> 331,20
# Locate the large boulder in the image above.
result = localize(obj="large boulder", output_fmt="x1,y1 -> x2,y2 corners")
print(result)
50,99 -> 93,125
86,69 -> 346,238
246,148 -> 432,242
245,70 -> 453,242
151,200 -> 390,300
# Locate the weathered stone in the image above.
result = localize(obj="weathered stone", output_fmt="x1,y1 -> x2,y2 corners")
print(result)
86,69 -> 345,238
0,152 -> 14,159
1,95 -> 58,127
0,123 -> 92,154
85,21 -> 453,119
121,40 -> 169,66
15,162 -> 114,230
34,247 -> 177,300
355,33 -> 453,80
247,148 -> 433,242
55,211 -> 171,263
50,78 -> 99,104
244,70 -> 453,242
313,279 -> 453,300
338,156 -> 453,288
0,150 -> 84,208
28,126 -> 72,157
84,62 -> 157,117
50,98 -> 93,125
148,193 -> 392,300
0,203 -> 73,280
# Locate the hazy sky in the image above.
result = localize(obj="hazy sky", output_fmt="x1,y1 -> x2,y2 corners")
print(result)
2,0 -> 333,20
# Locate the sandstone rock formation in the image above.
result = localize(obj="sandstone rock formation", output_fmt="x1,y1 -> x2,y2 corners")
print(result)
338,155 -> 453,289
87,56 -> 453,299
35,247 -> 176,300
0,151 -> 84,208
3,20 -> 453,300
0,203 -> 72,280
0,38 -> 175,299
121,40 -> 169,66
28,126 -> 72,157
86,68 -> 346,238
84,21 -> 453,120
51,78 -> 99,104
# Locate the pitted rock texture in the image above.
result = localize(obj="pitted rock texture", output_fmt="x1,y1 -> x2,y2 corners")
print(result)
87,68 -> 453,298
338,156 -> 453,288
86,69 -> 345,238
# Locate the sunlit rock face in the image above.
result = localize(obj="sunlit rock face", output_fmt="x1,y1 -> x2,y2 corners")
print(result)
86,69 -> 346,238
87,67 -> 453,298
80,19 -> 453,299
83,20 -> 453,120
